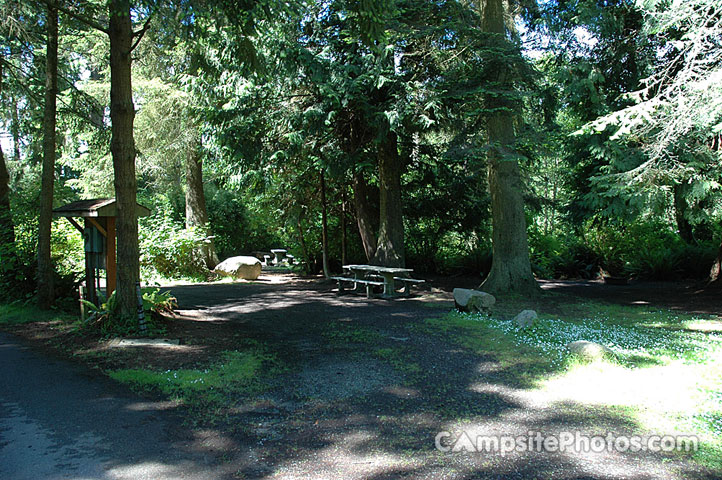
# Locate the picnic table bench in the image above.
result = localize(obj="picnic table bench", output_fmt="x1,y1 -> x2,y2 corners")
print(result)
332,264 -> 425,298
330,276 -> 385,298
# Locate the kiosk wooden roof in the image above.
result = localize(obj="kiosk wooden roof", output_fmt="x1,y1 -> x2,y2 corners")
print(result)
53,198 -> 151,218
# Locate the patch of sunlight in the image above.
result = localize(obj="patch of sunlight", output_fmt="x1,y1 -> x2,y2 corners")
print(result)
106,461 -> 206,479
682,320 -> 722,332
540,346 -> 722,436
272,430 -> 416,479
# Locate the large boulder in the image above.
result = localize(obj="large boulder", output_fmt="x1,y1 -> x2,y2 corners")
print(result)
513,309 -> 538,328
567,340 -> 613,360
214,256 -> 262,280
453,288 -> 496,313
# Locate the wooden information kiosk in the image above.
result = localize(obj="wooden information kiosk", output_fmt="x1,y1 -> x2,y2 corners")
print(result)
53,199 -> 150,306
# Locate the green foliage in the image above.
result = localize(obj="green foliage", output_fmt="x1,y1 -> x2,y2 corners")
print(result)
141,288 -> 178,315
322,323 -> 382,345
79,287 -> 175,337
527,220 -> 718,281
109,346 -> 287,420
139,214 -> 211,281
109,350 -> 277,396
206,187 -> 281,259
418,304 -> 722,468
586,221 -> 683,279
0,301 -> 75,326
3,0 -> 721,293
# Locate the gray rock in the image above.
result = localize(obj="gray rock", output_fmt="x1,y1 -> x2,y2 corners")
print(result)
453,288 -> 496,313
214,256 -> 262,280
513,309 -> 538,328
568,340 -> 613,360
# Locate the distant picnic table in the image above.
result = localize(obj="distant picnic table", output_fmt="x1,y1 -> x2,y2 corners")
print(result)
331,264 -> 425,298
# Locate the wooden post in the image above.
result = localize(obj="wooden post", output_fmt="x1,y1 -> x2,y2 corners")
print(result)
106,217 -> 116,297
136,281 -> 147,334
84,219 -> 97,306
79,284 -> 86,321
341,189 -> 347,267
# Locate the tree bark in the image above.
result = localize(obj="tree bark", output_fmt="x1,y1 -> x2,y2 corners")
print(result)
372,131 -> 405,267
37,4 -> 59,309
0,146 -> 13,254
710,238 -> 722,284
109,0 -> 140,318
296,213 -> 311,273
353,171 -> 378,261
673,183 -> 694,244
320,170 -> 330,278
11,98 -> 20,162
185,136 -> 218,269
478,0 -> 539,295
0,59 -> 15,263
341,188 -> 347,266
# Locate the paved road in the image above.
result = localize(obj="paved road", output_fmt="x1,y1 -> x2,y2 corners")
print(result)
0,333 -> 230,480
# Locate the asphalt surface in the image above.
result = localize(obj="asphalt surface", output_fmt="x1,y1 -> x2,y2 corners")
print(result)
0,332 -> 229,480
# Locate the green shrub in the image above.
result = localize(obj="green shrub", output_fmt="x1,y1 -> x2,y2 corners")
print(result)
676,243 -> 719,279
550,239 -> 601,279
139,214 -> 210,280
51,219 -> 84,280
528,229 -> 601,280
526,220 -> 716,281
141,288 -> 178,315
624,247 -> 684,280
583,220 -> 715,280
529,230 -> 563,278
79,287 -> 175,337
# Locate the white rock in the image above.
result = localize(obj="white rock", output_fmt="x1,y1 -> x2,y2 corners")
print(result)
453,288 -> 496,312
568,340 -> 613,360
214,256 -> 262,280
513,309 -> 538,328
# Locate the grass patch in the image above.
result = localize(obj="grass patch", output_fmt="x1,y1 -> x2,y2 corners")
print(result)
418,302 -> 722,470
411,311 -> 564,388
0,302 -> 76,326
374,347 -> 423,383
109,345 -> 287,425
321,322 -> 383,345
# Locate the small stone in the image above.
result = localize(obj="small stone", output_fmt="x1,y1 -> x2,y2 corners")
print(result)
513,309 -> 537,328
568,340 -> 613,360
453,288 -> 496,313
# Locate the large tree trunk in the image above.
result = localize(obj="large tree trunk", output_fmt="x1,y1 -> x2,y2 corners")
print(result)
0,60 -> 15,263
341,188 -> 347,266
478,0 -> 539,295
11,98 -> 20,162
372,131 -> 405,267
353,171 -> 378,261
673,183 -> 694,244
185,137 -> 218,269
320,170 -> 331,278
296,213 -> 311,274
37,4 -> 59,309
109,0 -> 140,318
710,238 -> 722,284
0,146 -> 13,255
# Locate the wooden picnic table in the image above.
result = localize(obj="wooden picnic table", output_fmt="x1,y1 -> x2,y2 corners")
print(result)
342,264 -> 415,297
